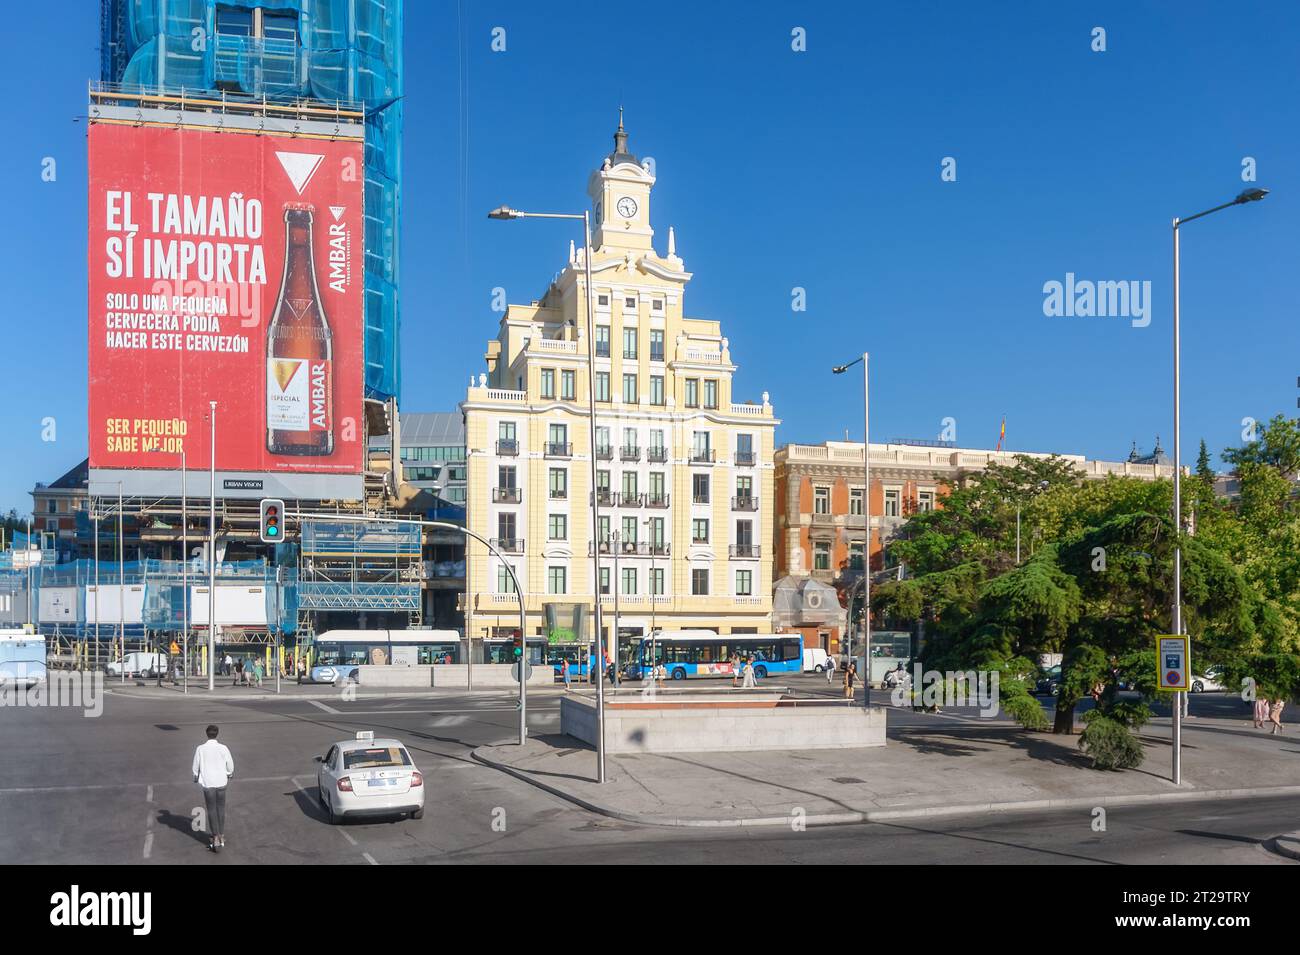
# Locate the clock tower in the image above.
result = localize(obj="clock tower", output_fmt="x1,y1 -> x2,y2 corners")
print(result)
587,110 -> 655,253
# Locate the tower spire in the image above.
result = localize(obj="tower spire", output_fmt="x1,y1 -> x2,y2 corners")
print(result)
612,106 -> 630,159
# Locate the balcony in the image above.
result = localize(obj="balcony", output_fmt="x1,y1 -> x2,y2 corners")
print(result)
735,450 -> 756,466
594,445 -> 614,461
646,446 -> 668,463
595,343 -> 611,358
690,448 -> 716,465
588,540 -> 613,556
549,487 -> 568,501
692,494 -> 710,505
617,492 -> 644,508
645,493 -> 670,509
591,488 -> 613,506
490,538 -> 524,555
649,347 -> 665,363
620,445 -> 641,462
732,495 -> 758,511
729,543 -> 761,559
545,442 -> 573,458
496,439 -> 519,457
649,542 -> 670,557
492,487 -> 521,504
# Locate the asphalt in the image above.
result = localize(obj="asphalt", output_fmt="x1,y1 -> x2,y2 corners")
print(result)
3,675 -> 1298,864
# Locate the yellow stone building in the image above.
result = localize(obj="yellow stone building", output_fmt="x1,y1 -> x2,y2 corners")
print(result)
460,118 -> 778,662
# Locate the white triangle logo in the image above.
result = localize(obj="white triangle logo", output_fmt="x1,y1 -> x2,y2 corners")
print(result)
329,206 -> 345,222
276,151 -> 325,195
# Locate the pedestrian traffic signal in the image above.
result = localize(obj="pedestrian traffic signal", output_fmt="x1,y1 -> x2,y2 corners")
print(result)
259,498 -> 285,543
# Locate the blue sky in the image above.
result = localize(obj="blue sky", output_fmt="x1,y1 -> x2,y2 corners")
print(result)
2,0 -> 1297,513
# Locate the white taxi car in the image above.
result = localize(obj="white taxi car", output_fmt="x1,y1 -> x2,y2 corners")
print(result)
315,731 -> 425,824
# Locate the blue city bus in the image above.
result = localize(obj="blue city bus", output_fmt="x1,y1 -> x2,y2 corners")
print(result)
0,629 -> 48,688
545,642 -> 599,680
626,631 -> 804,681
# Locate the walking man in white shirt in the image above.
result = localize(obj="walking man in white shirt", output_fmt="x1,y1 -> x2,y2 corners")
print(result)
192,724 -> 234,853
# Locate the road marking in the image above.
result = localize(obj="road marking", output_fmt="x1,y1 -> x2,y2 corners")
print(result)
339,830 -> 358,846
143,832 -> 153,859
430,715 -> 468,727
309,700 -> 341,714
146,785 -> 153,803
363,852 -> 379,865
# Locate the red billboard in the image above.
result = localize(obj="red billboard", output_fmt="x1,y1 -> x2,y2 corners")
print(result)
87,122 -> 365,489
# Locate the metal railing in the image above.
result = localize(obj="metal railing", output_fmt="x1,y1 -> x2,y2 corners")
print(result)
545,442 -> 573,458
489,538 -> 524,554
729,544 -> 761,558
646,494 -> 670,508
595,445 -> 614,461
735,451 -> 756,466
495,439 -> 520,456
732,495 -> 758,511
620,445 -> 641,461
647,447 -> 668,463
617,492 -> 644,508
690,449 -> 716,464
492,487 -> 520,504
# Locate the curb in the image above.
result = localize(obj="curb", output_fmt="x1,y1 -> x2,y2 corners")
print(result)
471,746 -> 1300,830
105,687 -> 542,703
1269,831 -> 1300,862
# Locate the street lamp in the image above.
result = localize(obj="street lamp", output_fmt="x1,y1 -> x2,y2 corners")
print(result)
1169,187 -> 1268,785
832,352 -> 869,708
489,204 -> 607,782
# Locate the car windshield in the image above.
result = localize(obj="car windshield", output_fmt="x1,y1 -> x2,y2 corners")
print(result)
343,747 -> 411,770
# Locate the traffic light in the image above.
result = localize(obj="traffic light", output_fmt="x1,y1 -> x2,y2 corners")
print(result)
259,498 -> 285,544
512,630 -> 523,659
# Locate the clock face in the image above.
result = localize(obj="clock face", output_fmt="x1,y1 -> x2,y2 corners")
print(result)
616,196 -> 638,219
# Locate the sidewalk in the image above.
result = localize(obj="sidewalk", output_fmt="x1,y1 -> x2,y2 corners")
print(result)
472,707 -> 1300,828
103,679 -> 561,703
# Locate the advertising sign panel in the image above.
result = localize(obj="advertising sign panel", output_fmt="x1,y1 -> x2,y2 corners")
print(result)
87,121 -> 365,498
1157,634 -> 1190,691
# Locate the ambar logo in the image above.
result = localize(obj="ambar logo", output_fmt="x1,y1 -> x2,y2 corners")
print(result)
49,885 -> 151,936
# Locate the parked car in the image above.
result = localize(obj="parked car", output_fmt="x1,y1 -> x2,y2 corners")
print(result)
802,648 -> 830,673
1034,665 -> 1062,697
1191,667 -> 1225,693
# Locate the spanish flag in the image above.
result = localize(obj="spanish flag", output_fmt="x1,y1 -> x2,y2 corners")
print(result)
996,416 -> 1006,452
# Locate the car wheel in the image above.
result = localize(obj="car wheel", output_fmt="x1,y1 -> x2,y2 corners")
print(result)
754,666 -> 767,679
412,807 -> 425,820
672,668 -> 686,681
814,665 -> 824,673
1051,685 -> 1060,696
1192,681 -> 1203,693
326,791 -> 342,826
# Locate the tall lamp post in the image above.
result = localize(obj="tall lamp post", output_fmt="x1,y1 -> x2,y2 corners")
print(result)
489,204 -> 607,782
1169,187 -> 1268,785
832,352 -> 870,708
207,401 -> 217,693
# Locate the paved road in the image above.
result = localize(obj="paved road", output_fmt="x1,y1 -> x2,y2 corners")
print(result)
2,678 -> 1296,864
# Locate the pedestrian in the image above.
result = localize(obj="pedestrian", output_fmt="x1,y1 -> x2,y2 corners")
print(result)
253,658 -> 265,687
192,724 -> 234,853
561,658 -> 571,691
742,657 -> 757,689
731,653 -> 741,688
223,653 -> 233,677
232,659 -> 243,687
825,654 -> 836,685
843,660 -> 857,700
1269,698 -> 1286,736
1254,695 -> 1269,729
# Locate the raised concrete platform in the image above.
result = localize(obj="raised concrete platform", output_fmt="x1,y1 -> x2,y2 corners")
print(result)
560,691 -> 886,753
355,664 -> 552,689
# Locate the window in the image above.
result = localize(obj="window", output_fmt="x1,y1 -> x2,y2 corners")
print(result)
692,474 -> 710,504
918,489 -> 936,512
560,369 -> 576,400
497,564 -> 518,594
850,487 -> 864,516
540,368 -> 555,399
597,515 -> 610,544
692,431 -> 712,462
622,426 -> 637,452
735,520 -> 753,556
45,518 -> 58,533
653,299 -> 664,313
648,516 -> 665,549
736,433 -> 754,466
599,567 -> 611,595
621,471 -> 638,499
548,566 -> 567,595
47,500 -> 57,514
497,465 -> 517,492
650,567 -> 665,596
595,426 -> 612,458
548,514 -> 567,541
685,378 -> 699,407
736,570 -> 753,597
621,567 -> 638,595
623,328 -> 638,359
497,513 -> 516,544
650,329 -> 665,362
622,373 -> 638,403
549,423 -> 567,446
649,472 -> 665,502
884,489 -> 901,517
691,568 -> 709,595
499,421 -> 516,441
625,296 -> 637,310
549,468 -> 568,500
621,516 -> 638,543
849,540 -> 864,570
703,379 -> 718,409
692,519 -> 710,543
814,486 -> 830,514
594,371 -> 610,402
595,325 -> 610,358
650,375 -> 664,405
649,429 -> 666,460
814,541 -> 831,571
597,293 -> 609,307
596,470 -> 611,494
736,476 -> 753,500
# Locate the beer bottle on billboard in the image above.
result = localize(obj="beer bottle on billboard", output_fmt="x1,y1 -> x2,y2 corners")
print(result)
266,203 -> 334,456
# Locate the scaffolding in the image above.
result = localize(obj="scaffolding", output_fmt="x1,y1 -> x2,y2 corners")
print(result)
297,520 -> 422,633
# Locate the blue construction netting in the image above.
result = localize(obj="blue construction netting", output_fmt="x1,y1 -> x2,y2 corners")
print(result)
100,0 -> 402,400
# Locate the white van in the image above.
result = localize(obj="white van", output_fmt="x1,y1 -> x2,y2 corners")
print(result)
802,648 -> 830,673
106,651 -> 167,678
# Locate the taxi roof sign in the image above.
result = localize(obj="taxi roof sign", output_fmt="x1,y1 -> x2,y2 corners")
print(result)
355,731 -> 375,742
